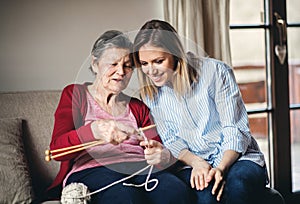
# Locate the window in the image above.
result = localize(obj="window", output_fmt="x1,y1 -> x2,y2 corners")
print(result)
230,0 -> 300,202
287,0 -> 300,196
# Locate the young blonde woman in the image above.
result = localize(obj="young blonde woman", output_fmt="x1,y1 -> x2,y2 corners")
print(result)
133,19 -> 268,204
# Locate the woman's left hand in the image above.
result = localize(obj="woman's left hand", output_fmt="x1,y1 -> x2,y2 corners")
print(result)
206,167 -> 225,202
140,140 -> 171,165
206,150 -> 239,201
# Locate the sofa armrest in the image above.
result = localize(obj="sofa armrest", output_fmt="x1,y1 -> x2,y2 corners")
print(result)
263,187 -> 285,204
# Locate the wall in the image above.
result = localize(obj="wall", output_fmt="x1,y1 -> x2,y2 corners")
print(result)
0,0 -> 164,92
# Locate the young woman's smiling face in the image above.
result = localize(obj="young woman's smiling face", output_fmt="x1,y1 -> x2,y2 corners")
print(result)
138,44 -> 175,87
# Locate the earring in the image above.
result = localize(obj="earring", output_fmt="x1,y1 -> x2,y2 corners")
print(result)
91,63 -> 98,75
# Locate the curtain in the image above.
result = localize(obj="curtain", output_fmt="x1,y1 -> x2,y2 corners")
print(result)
164,0 -> 232,66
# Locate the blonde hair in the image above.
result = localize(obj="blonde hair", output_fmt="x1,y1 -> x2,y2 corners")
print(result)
133,20 -> 198,100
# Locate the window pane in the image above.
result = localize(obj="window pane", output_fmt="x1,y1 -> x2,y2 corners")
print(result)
249,113 -> 270,180
230,29 -> 265,66
291,110 -> 300,192
230,29 -> 267,109
230,0 -> 264,24
288,27 -> 300,105
287,0 -> 300,23
249,113 -> 268,139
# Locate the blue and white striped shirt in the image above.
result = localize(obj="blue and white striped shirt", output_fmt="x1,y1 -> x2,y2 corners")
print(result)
144,57 -> 265,168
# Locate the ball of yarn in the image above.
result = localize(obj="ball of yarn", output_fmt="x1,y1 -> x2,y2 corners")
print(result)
61,183 -> 91,204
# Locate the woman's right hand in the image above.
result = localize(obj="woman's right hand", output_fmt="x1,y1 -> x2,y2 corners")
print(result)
141,140 -> 172,166
190,158 -> 212,191
178,149 -> 212,191
91,119 -> 136,144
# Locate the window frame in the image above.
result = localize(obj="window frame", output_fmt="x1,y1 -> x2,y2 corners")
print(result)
230,0 -> 300,202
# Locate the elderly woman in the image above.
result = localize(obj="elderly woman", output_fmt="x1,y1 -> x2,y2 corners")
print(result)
46,30 -> 191,203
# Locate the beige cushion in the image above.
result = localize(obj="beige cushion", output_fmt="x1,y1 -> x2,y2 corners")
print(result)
0,91 -> 61,198
0,118 -> 34,203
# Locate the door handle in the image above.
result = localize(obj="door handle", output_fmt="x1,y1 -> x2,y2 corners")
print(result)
274,12 -> 287,65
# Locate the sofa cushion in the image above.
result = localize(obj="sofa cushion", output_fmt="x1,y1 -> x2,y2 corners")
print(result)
0,91 -> 61,199
0,118 -> 34,203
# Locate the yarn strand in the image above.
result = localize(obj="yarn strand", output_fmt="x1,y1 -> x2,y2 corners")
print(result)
61,164 -> 158,202
123,164 -> 158,191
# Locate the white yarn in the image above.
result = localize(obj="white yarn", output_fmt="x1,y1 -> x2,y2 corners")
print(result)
60,164 -> 158,204
61,182 -> 91,204
123,165 -> 158,191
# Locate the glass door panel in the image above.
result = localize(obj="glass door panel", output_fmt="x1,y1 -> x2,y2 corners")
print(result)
230,29 -> 266,66
248,113 -> 270,180
230,29 -> 267,110
291,109 -> 300,192
288,27 -> 300,105
288,26 -> 300,193
286,0 -> 300,23
230,0 -> 265,24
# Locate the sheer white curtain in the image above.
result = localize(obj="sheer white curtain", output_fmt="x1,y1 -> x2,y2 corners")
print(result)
164,0 -> 232,66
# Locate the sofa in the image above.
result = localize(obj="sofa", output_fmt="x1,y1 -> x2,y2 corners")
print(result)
0,90 -> 286,204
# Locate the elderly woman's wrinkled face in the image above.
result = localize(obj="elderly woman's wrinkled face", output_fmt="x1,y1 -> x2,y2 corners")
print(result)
93,47 -> 133,94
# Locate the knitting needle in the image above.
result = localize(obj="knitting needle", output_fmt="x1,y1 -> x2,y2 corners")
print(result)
45,140 -> 105,162
138,124 -> 156,133
45,140 -> 99,156
137,124 -> 156,148
45,124 -> 156,162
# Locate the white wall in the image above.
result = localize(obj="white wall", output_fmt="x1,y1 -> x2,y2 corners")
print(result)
0,0 -> 164,92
